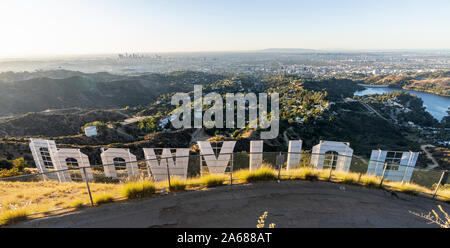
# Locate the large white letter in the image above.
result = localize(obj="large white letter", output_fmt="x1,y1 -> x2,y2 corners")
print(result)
198,141 -> 236,174
249,140 -> 263,171
287,140 -> 302,170
143,148 -> 190,181
100,148 -> 139,178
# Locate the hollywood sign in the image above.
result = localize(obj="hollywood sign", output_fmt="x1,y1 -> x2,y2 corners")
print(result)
171,85 -> 280,139
29,138 -> 419,183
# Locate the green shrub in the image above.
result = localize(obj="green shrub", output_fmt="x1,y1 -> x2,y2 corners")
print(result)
121,180 -> 156,199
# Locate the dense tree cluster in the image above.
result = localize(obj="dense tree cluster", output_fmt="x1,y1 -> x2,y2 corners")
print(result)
138,117 -> 158,133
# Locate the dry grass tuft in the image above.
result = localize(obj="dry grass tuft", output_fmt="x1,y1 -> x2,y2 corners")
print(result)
69,200 -> 86,209
437,189 -> 450,202
0,208 -> 29,225
200,174 -> 228,187
359,174 -> 381,188
93,194 -> 115,205
121,180 -> 156,199
242,166 -> 277,182
333,171 -> 361,185
385,181 -> 432,195
285,168 -> 320,181
410,205 -> 450,228
168,177 -> 187,192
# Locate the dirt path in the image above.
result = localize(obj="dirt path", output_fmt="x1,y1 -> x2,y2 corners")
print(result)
12,181 -> 448,228
421,144 -> 439,169
121,115 -> 151,125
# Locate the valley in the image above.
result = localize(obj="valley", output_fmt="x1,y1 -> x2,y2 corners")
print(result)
0,69 -> 448,173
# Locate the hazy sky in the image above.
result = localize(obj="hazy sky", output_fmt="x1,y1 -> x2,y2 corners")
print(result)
0,0 -> 449,57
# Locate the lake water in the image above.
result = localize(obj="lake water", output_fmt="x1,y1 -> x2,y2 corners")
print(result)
354,87 -> 450,121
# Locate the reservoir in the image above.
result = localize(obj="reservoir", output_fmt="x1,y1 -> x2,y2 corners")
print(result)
354,87 -> 450,121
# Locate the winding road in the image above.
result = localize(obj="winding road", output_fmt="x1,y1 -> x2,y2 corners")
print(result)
358,101 -> 390,122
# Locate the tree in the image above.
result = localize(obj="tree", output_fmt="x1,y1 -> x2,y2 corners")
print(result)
138,117 -> 158,133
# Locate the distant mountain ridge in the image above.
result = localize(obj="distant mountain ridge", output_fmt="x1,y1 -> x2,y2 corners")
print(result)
0,69 -> 122,83
258,48 -> 317,53
0,71 -> 225,117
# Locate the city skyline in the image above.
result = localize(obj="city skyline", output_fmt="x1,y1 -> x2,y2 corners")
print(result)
1,0 -> 450,58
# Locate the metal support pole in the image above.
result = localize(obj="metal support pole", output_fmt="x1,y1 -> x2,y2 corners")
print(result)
379,162 -> 388,188
82,167 -> 94,206
199,154 -> 203,177
328,154 -> 334,181
433,170 -> 447,199
401,152 -> 414,183
277,153 -> 282,182
165,157 -> 171,189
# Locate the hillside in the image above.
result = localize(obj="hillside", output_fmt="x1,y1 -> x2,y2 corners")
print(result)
427,147 -> 450,170
360,71 -> 450,96
0,71 -> 225,116
403,78 -> 450,96
0,70 -> 443,170
0,109 -> 128,137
